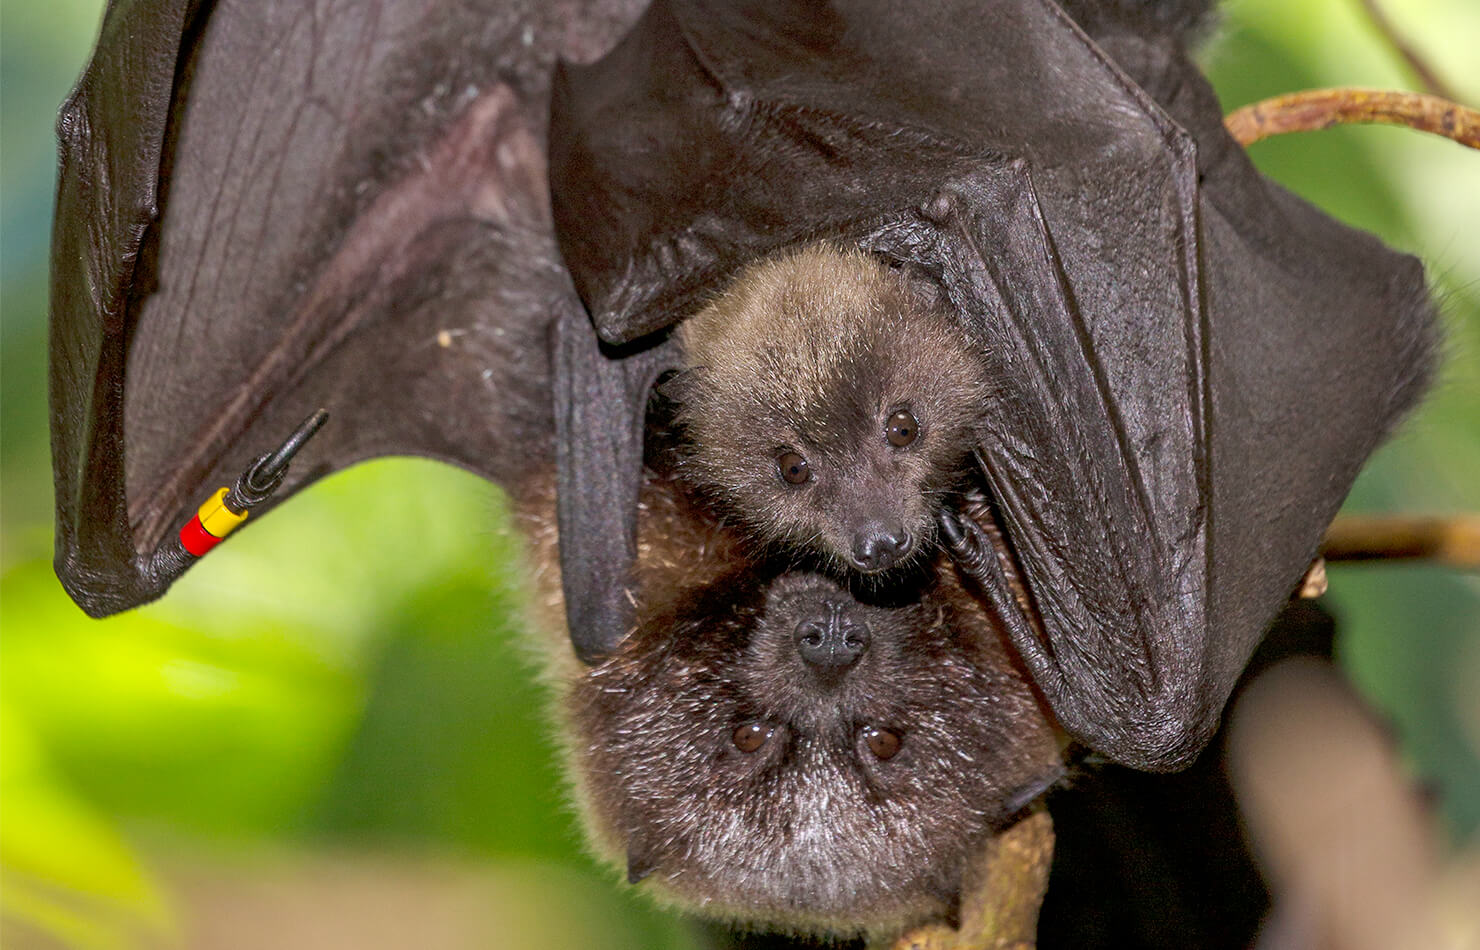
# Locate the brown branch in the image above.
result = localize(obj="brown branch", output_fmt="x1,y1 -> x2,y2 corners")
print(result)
888,809 -> 1054,950
1321,514 -> 1480,568
1224,88 -> 1480,149
1355,0 -> 1459,101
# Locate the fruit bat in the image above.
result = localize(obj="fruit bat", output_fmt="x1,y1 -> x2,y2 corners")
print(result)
48,0 -> 1440,937
515,468 -> 1064,934
671,244 -> 993,576
49,0 -> 1432,806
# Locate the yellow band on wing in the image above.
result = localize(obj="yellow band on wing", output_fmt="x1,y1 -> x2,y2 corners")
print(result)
197,486 -> 248,538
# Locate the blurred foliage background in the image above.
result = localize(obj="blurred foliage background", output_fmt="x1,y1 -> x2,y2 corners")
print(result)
2,0 -> 1476,947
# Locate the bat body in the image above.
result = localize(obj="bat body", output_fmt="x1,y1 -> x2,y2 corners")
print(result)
516,470 -> 1063,935
673,244 -> 991,574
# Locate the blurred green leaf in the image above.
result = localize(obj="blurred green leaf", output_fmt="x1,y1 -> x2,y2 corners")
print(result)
1,557 -> 362,838
309,565 -> 575,859
1,702 -> 172,949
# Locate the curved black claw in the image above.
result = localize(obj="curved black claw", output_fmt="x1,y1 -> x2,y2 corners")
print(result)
938,507 -> 994,579
233,409 -> 330,507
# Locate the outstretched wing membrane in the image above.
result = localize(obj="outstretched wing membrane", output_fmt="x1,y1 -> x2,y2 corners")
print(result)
50,0 -> 645,616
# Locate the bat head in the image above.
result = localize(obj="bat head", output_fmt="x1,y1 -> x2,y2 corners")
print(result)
563,563 -> 1062,934
673,244 -> 991,575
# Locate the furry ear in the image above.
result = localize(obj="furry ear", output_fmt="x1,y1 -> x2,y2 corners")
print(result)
627,841 -> 662,884
890,259 -> 951,313
642,371 -> 691,477
923,875 -> 963,930
654,367 -> 702,404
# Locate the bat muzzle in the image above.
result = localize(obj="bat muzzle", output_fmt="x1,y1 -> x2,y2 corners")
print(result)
793,599 -> 872,673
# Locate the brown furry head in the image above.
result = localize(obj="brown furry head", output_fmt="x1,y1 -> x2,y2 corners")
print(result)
673,244 -> 992,575
564,551 -> 1063,935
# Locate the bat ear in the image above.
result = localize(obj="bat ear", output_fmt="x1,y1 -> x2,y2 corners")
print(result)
889,258 -> 949,309
626,841 -> 662,884
923,875 -> 962,929
654,367 -> 700,403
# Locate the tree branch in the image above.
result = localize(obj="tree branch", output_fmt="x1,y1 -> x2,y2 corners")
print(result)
1225,88 -> 1480,149
886,809 -> 1054,950
1321,514 -> 1480,568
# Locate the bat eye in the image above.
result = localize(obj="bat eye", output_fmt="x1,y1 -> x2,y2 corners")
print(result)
886,410 -> 918,447
862,725 -> 902,760
777,451 -> 811,485
733,722 -> 774,753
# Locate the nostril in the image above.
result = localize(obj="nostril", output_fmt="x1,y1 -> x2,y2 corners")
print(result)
852,524 -> 913,572
794,612 -> 870,670
796,621 -> 826,649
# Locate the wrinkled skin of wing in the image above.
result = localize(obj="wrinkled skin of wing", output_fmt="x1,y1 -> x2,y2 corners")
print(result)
50,0 -> 646,613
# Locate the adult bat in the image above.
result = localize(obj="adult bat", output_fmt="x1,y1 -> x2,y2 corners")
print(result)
47,0 -> 1436,936
52,0 -> 1435,869
516,466 -> 1064,935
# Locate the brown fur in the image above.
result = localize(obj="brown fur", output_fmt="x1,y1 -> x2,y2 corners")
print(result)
672,244 -> 992,574
505,245 -> 1058,934
514,472 -> 1063,936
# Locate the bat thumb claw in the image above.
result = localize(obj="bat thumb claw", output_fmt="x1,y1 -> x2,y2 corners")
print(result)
938,508 -> 967,547
939,506 -> 996,578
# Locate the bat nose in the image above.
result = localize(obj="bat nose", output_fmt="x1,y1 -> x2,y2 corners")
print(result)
794,600 -> 871,672
851,523 -> 913,572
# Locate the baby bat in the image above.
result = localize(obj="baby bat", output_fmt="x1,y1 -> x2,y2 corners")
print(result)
515,468 -> 1065,936
673,245 -> 991,574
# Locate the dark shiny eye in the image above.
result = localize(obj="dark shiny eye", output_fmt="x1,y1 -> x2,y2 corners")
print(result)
733,722 -> 774,753
886,410 -> 918,447
862,726 -> 902,760
777,451 -> 811,485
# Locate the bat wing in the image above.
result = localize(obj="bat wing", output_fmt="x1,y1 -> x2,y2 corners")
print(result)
50,0 -> 644,617
548,0 -> 1436,767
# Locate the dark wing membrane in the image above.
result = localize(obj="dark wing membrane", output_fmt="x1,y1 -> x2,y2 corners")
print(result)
552,312 -> 676,663
870,159 -> 1217,769
50,0 -> 195,614
50,0 -> 646,616
548,0 -> 1435,766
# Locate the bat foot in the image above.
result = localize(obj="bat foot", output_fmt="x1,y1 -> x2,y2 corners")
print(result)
938,508 -> 993,577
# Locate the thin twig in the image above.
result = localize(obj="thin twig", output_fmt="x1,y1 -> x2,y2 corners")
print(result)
1225,88 -> 1480,149
1321,514 -> 1480,568
1356,0 -> 1459,101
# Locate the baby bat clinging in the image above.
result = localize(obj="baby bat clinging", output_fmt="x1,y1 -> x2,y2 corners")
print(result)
674,245 -> 992,574
517,472 -> 1064,936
